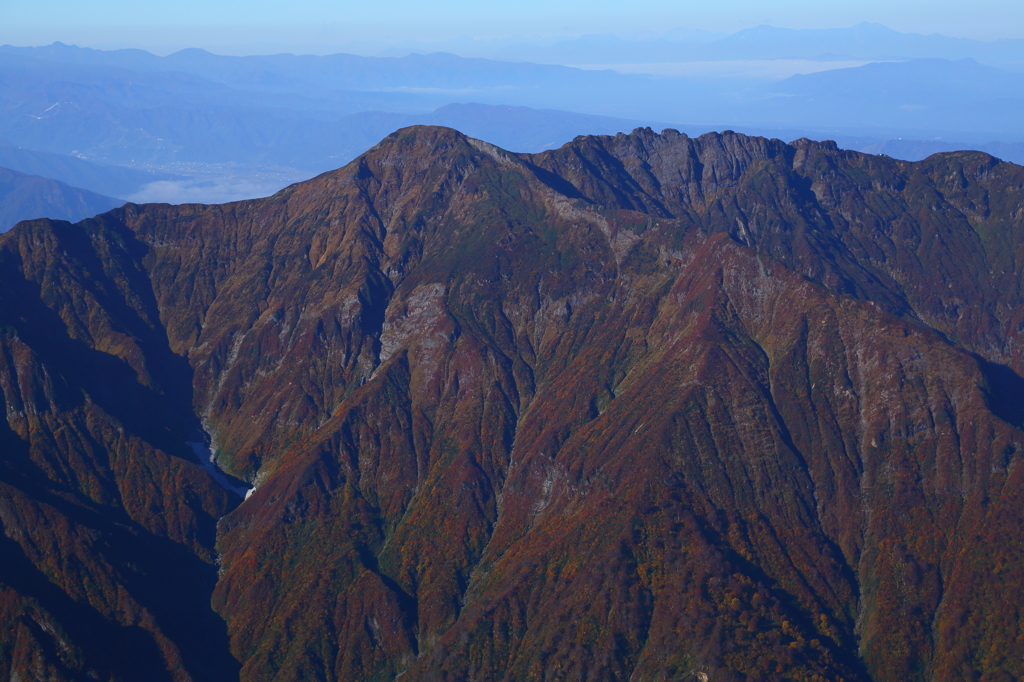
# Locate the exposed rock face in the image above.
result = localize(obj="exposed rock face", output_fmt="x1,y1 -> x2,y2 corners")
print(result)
2,126 -> 1024,681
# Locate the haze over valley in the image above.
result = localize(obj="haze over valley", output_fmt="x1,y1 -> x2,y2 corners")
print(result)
1,21 -> 1024,226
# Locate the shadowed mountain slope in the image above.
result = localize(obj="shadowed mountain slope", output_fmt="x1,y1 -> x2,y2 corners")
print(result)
0,165 -> 124,231
2,126 -> 1024,681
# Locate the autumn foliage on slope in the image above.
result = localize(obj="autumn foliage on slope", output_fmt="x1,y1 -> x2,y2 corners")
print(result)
2,126 -> 1024,681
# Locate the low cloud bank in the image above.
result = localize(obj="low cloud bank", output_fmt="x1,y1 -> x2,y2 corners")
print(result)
127,177 -> 297,205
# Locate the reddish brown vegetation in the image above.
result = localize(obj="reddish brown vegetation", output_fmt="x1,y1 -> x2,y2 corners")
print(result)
2,126 -> 1024,681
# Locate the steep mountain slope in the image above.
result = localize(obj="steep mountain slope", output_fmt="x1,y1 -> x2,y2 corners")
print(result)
0,216 -> 241,680
2,126 -> 1024,681
0,165 -> 123,231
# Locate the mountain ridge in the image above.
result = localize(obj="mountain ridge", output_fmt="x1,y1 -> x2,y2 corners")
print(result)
2,125 -> 1024,681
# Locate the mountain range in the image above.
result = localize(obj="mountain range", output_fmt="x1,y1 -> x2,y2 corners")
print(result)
363,23 -> 1024,66
1,33 -> 1023,211
2,125 -> 1023,681
2,41 -> 1023,172
749,58 -> 1024,134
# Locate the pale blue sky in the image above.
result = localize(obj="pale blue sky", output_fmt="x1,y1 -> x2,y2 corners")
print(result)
1,0 -> 1022,52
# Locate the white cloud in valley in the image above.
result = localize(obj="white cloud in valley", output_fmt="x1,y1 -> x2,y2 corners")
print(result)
128,177 -> 295,205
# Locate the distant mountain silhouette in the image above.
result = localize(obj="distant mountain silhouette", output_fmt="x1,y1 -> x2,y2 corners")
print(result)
0,140 -> 170,198
701,22 -> 1024,62
340,23 -> 1024,66
1,40 -> 1022,208
702,58 -> 1024,138
859,137 -> 1024,163
0,165 -> 123,231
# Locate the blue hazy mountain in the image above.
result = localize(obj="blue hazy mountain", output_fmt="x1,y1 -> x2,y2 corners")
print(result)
320,104 -> 665,162
0,137 -> 170,198
743,58 -> 1024,136
859,138 -> 1024,163
1,39 -> 1023,206
0,165 -> 123,231
347,23 -> 1024,66
698,23 -> 1024,63
5,44 -> 1024,152
0,43 -> 674,110
0,76 -> 661,173
0,48 -> 686,169
369,29 -> 730,64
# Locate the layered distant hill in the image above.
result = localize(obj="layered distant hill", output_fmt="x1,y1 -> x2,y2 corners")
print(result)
2,40 -> 1023,173
750,58 -> 1024,134
365,22 -> 1024,66
1,36 -> 1023,206
0,137 -> 168,198
2,126 -> 1024,681
0,165 -> 123,231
